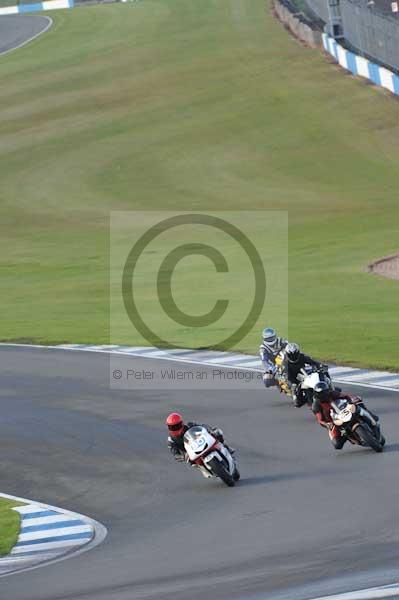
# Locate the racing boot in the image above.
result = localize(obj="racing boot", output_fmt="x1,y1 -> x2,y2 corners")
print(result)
292,387 -> 307,408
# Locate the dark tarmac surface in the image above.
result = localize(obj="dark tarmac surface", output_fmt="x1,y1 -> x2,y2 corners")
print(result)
0,346 -> 398,600
0,15 -> 51,55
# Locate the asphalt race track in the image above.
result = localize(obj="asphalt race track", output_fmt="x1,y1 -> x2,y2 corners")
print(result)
1,346 -> 399,600
0,16 -> 51,55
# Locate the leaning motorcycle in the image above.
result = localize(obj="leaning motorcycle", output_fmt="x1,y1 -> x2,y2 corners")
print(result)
183,426 -> 240,487
297,364 -> 333,405
330,398 -> 385,452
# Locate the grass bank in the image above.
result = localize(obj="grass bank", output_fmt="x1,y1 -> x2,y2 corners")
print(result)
0,498 -> 22,556
0,0 -> 398,368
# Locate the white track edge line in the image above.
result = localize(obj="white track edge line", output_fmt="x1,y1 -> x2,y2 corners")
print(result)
308,583 -> 399,599
0,16 -> 53,57
0,343 -> 398,392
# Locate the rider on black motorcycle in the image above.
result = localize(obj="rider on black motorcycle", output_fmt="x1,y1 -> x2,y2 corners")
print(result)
285,342 -> 323,407
312,381 -> 380,449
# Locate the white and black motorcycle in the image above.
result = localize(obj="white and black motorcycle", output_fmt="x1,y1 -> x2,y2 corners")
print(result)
330,398 -> 385,453
297,364 -> 333,406
183,426 -> 240,487
274,354 -> 332,404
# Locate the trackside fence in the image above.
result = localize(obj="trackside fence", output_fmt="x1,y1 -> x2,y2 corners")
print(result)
304,0 -> 399,72
322,32 -> 399,94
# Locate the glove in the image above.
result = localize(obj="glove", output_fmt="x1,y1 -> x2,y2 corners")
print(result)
211,427 -> 224,441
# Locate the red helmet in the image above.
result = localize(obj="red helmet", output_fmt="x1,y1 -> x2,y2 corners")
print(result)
166,412 -> 184,437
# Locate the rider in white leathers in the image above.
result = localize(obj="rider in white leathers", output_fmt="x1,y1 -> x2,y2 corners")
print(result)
259,327 -> 288,388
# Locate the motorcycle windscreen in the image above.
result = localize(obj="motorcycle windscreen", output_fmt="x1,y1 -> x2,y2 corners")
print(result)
184,426 -> 212,456
183,426 -> 207,444
335,399 -> 348,410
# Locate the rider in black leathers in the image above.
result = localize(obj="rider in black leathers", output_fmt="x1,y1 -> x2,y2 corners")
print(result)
312,381 -> 381,449
285,342 -> 323,407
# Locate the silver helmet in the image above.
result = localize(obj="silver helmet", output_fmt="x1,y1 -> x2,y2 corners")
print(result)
262,327 -> 278,349
286,342 -> 300,362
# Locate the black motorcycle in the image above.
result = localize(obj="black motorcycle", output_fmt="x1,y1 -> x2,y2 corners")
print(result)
330,399 -> 385,452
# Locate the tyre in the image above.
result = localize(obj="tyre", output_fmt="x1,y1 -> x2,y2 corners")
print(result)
208,457 -> 235,487
233,468 -> 240,481
356,424 -> 383,453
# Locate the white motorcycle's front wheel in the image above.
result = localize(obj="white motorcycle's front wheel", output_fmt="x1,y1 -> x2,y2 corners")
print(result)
207,457 -> 235,487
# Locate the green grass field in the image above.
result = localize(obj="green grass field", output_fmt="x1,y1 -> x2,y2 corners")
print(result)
1,0 -> 398,369
0,499 -> 22,556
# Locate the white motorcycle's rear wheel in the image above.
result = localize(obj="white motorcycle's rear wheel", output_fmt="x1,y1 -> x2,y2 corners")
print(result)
207,457 -> 235,487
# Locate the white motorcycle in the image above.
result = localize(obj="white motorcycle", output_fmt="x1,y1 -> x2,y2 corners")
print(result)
297,364 -> 333,406
183,426 -> 240,487
330,398 -> 385,453
274,354 -> 332,404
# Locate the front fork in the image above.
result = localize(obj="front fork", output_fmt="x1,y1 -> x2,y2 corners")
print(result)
349,408 -> 382,442
357,405 -> 378,428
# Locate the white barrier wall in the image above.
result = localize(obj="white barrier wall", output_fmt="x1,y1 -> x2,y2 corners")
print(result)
0,0 -> 73,15
322,32 -> 399,96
